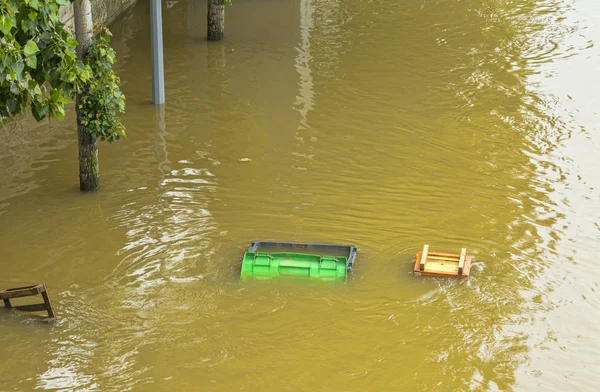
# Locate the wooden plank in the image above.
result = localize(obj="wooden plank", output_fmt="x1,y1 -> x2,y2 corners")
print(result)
424,260 -> 458,271
427,251 -> 461,258
462,256 -> 472,277
419,245 -> 429,271
4,285 -> 41,292
427,256 -> 459,262
420,270 -> 464,278
423,259 -> 457,265
421,269 -> 458,276
41,289 -> 55,319
14,303 -> 49,312
458,248 -> 467,275
414,251 -> 422,273
421,256 -> 472,278
0,285 -> 42,299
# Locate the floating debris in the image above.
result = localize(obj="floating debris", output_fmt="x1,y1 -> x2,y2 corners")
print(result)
1,284 -> 55,322
241,241 -> 357,280
413,245 -> 472,278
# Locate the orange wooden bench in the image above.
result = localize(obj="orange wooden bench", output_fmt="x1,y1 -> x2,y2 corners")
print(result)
414,245 -> 472,277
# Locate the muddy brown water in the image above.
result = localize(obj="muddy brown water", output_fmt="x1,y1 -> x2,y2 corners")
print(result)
2,0 -> 600,390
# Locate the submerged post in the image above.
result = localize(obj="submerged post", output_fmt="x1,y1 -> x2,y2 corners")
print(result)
150,0 -> 165,104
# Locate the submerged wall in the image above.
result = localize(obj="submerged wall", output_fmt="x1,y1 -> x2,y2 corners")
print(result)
59,0 -> 139,27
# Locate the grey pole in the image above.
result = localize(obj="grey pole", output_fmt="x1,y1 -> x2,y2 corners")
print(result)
151,0 -> 165,104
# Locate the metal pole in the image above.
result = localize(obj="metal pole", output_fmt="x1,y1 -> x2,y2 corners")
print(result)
151,0 -> 165,104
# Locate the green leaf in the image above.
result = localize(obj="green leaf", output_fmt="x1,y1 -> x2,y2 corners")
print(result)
23,40 -> 40,56
0,14 -> 15,35
0,52 -> 8,68
55,105 -> 65,120
7,99 -> 17,114
40,31 -> 52,43
11,60 -> 24,77
31,102 -> 48,121
29,0 -> 40,10
67,37 -> 79,48
26,55 -> 37,69
56,0 -> 68,5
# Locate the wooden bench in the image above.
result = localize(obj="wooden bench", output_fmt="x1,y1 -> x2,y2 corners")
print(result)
414,245 -> 472,278
0,284 -> 55,321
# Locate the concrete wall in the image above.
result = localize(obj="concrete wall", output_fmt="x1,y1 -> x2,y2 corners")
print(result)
60,0 -> 139,28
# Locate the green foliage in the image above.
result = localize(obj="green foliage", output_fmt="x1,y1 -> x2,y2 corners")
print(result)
78,27 -> 126,143
1,0 -> 86,124
1,0 -> 126,144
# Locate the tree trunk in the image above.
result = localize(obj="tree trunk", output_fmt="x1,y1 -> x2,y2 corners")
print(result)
77,120 -> 99,191
73,0 -> 99,191
207,0 -> 225,41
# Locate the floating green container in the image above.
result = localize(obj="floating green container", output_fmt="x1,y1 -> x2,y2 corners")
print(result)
240,241 -> 357,280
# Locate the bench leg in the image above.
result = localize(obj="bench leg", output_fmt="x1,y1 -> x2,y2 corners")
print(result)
3,298 -> 11,308
41,291 -> 55,319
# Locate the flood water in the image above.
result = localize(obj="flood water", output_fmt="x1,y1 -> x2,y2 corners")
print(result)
2,0 -> 600,390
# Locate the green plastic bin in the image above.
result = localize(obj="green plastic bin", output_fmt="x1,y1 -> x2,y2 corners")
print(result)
240,241 -> 357,280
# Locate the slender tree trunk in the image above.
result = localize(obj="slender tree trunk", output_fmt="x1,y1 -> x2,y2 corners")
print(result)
207,0 -> 225,41
73,0 -> 99,191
